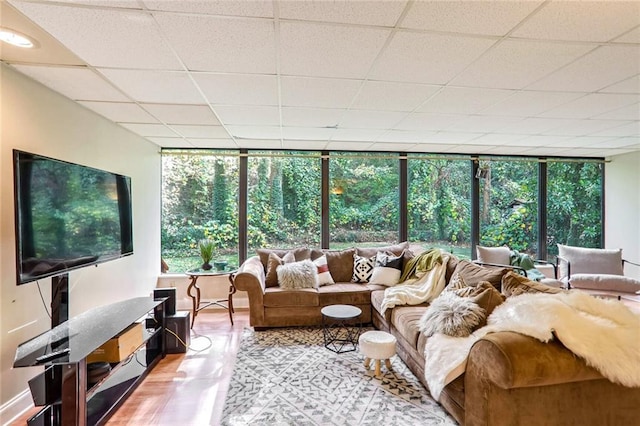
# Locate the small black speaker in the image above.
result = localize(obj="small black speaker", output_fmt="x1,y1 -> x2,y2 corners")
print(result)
166,311 -> 190,354
153,287 -> 176,316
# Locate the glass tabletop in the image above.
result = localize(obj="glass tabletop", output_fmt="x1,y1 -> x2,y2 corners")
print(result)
186,267 -> 237,276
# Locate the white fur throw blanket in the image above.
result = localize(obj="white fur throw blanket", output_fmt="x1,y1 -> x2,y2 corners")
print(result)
381,253 -> 451,314
424,291 -> 640,400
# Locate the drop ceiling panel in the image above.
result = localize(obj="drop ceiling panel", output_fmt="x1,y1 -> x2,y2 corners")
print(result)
405,143 -> 458,153
281,127 -> 335,140
12,65 -> 128,102
451,40 -> 595,89
591,122 -> 640,138
431,132 -> 483,144
278,0 -> 407,26
185,138 -> 239,149
147,137 -> 193,148
507,135 -> 574,147
281,108 -> 344,127
598,137 -> 640,148
141,104 -> 220,125
98,69 -> 205,104
542,119 -> 632,137
120,123 -> 179,137
142,0 -> 274,17
552,136 -> 616,148
170,125 -> 230,139
614,27 -> 640,43
351,81 -> 441,112
235,139 -> 283,149
595,104 -> 640,121
480,91 -> 585,117
153,13 -> 276,73
377,130 -> 438,143
368,142 -> 416,151
601,75 -> 640,94
9,1 -> 182,69
339,110 -> 407,129
370,31 -> 497,84
468,134 -> 528,146
446,115 -> 522,133
417,87 -> 514,114
496,118 -> 576,134
529,45 -> 640,92
214,105 -> 280,125
280,77 -> 362,108
511,1 -> 640,42
325,141 -> 374,151
539,93 -> 640,119
226,125 -> 281,139
331,128 -> 385,141
401,0 -> 542,36
279,21 -> 390,79
79,101 -> 159,123
281,140 -> 328,150
193,73 -> 278,105
395,113 -> 463,131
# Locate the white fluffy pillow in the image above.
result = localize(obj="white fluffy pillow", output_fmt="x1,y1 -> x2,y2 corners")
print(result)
277,260 -> 319,290
369,251 -> 403,286
419,292 -> 486,337
313,255 -> 335,286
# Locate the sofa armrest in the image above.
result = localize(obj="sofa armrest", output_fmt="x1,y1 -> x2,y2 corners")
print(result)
233,256 -> 266,326
467,331 -> 602,390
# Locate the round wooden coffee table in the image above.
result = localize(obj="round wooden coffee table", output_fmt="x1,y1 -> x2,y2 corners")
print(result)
321,304 -> 362,353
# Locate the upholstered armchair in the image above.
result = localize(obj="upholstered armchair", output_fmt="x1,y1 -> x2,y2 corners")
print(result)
475,245 -> 558,281
556,244 -> 640,294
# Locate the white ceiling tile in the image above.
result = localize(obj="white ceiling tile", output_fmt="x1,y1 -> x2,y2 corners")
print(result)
280,77 -> 362,108
467,134 -> 528,146
238,139 -> 284,149
185,138 -> 239,149
279,0 -> 407,26
281,108 -> 344,127
98,69 -> 205,104
418,87 -> 514,114
339,110 -> 407,129
330,128 -> 385,141
430,132 -> 484,144
590,122 -> 640,138
614,27 -> 640,43
452,40 -> 595,89
12,65 -> 128,102
351,81 -> 441,112
496,118 -> 575,135
549,136 -> 615,148
405,143 -> 459,153
479,145 -> 539,155
539,93 -> 640,119
401,1 -> 542,36
193,73 -> 278,105
281,140 -> 328,150
141,104 -> 220,125
529,46 -> 640,92
279,21 -> 390,79
447,115 -> 522,133
596,137 -> 640,149
120,123 -> 178,137
169,125 -> 230,139
395,113 -> 463,131
10,2 -> 182,69
226,125 -> 281,139
78,101 -> 158,123
481,91 -> 585,117
281,127 -> 335,140
506,135 -> 575,147
368,142 -> 416,152
147,137 -> 193,148
142,0 -> 274,17
511,1 -> 640,42
600,75 -> 640,94
542,120 -> 633,137
42,1 -> 142,8
594,104 -> 640,121
377,130 -> 438,143
325,141 -> 374,151
370,31 -> 496,84
214,105 -> 280,125
559,147 -> 618,157
153,13 -> 276,73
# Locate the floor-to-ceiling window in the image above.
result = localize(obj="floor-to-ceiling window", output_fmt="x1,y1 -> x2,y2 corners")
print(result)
161,150 -> 239,272
408,155 -> 472,258
546,161 -> 603,256
478,159 -> 539,257
329,152 -> 399,248
247,151 -> 321,252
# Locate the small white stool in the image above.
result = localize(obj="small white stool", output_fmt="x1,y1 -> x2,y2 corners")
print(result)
359,330 -> 396,377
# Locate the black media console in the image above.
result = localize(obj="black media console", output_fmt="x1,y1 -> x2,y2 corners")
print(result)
14,297 -> 166,426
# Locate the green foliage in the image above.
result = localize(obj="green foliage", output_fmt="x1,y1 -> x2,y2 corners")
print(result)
198,239 -> 215,263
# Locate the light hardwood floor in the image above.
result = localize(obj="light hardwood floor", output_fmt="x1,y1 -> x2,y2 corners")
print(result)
11,309 -> 250,426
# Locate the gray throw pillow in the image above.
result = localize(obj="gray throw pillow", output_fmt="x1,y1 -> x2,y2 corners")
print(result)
418,292 -> 486,338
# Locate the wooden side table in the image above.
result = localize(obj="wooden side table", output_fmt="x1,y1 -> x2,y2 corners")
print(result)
186,268 -> 237,328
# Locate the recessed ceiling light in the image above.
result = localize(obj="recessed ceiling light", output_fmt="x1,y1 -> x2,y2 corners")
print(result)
0,28 -> 36,48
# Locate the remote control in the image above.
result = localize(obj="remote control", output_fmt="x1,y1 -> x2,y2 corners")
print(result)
35,348 -> 70,363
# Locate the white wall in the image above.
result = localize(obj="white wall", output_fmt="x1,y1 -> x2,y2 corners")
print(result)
0,64 -> 161,422
605,151 -> 640,279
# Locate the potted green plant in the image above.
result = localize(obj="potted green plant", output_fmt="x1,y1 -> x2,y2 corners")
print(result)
198,239 -> 215,270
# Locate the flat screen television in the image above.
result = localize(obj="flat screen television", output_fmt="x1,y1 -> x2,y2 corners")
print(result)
13,150 -> 133,285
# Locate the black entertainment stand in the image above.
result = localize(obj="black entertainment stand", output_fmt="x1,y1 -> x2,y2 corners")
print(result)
13,297 -> 166,426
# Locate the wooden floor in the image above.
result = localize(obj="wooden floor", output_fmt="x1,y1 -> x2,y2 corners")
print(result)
11,309 -> 250,426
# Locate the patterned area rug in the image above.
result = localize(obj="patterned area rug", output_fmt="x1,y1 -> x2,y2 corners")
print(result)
221,327 -> 456,425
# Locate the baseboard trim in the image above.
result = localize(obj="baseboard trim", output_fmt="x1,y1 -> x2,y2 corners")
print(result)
1,389 -> 33,426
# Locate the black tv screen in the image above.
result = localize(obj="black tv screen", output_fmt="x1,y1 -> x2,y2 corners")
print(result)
13,150 -> 133,285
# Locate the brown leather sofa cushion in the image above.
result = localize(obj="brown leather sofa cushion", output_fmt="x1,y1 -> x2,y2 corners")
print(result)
257,247 -> 311,270
390,305 -> 430,350
265,251 -> 295,288
356,241 -> 409,258
318,283 -> 373,306
451,260 -> 509,290
501,271 -> 564,297
263,287 -> 319,307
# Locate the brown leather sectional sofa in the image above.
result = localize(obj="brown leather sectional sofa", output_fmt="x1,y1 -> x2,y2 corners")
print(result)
233,244 -> 640,425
